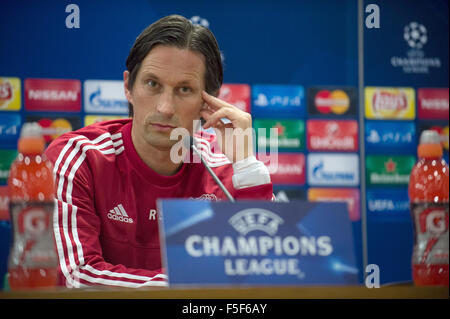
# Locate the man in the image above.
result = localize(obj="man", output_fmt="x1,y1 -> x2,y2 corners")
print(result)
45,15 -> 273,288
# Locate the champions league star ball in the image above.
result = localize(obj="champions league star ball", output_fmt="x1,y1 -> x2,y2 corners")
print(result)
190,16 -> 210,28
404,22 -> 427,49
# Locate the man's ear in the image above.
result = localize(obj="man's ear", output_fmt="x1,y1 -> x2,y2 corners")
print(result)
123,70 -> 133,103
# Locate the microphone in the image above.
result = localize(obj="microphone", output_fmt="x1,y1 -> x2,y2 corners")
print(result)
184,135 -> 235,202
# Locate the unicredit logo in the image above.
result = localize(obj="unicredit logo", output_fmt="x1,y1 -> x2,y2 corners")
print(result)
269,163 -> 303,175
310,136 -> 355,150
311,122 -> 354,149
372,90 -> 407,111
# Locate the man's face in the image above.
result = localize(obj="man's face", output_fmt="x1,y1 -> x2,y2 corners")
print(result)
124,45 -> 205,150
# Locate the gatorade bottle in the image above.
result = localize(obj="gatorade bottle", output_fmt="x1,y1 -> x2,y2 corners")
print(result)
409,130 -> 449,286
7,123 -> 58,289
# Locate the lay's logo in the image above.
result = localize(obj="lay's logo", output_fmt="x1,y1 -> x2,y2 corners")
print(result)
373,91 -> 408,112
365,87 -> 415,119
0,77 -> 21,111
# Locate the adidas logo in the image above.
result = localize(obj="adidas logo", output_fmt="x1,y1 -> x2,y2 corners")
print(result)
107,204 -> 134,224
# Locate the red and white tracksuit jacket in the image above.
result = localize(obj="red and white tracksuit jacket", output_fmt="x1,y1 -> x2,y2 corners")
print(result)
44,119 -> 273,288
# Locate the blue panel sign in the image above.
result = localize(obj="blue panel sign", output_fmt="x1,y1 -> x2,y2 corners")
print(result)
365,121 -> 416,153
157,200 -> 358,286
0,113 -> 21,142
252,85 -> 305,118
366,188 -> 410,222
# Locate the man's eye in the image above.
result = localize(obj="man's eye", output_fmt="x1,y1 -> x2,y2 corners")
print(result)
147,80 -> 158,88
179,86 -> 192,94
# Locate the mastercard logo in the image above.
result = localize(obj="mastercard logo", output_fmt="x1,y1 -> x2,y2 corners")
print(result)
314,90 -> 350,114
36,118 -> 73,143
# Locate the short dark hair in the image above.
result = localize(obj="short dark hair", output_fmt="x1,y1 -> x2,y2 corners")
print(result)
125,14 -> 223,117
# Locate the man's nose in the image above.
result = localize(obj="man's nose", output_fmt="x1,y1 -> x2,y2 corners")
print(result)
156,90 -> 175,117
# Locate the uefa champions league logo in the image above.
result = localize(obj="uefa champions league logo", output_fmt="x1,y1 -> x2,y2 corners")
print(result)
403,22 -> 427,49
391,21 -> 440,74
190,16 -> 210,28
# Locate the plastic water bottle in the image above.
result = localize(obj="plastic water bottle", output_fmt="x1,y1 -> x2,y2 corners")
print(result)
7,123 -> 58,289
408,130 -> 449,286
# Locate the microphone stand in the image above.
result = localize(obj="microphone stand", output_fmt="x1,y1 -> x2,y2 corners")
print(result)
188,137 -> 235,202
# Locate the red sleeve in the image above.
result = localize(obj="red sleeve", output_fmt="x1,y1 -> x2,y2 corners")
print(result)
45,134 -> 167,288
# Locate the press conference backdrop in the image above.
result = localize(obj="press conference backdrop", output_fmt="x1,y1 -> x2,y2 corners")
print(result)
0,0 -> 448,287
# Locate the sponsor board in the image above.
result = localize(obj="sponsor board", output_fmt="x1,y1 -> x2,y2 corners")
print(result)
308,188 -> 360,222
418,123 -> 449,152
272,187 -> 305,202
252,85 -> 305,118
365,121 -> 416,153
257,153 -> 305,185
307,120 -> 358,152
0,77 -> 21,111
218,84 -> 251,113
158,200 -> 358,285
84,115 -> 128,127
366,188 -> 410,221
25,115 -> 81,144
0,150 -> 17,184
307,87 -> 357,116
0,114 -> 21,142
365,87 -> 415,119
24,78 -> 81,111
417,88 -> 449,120
307,153 -> 359,186
253,119 -> 304,151
0,186 -> 9,220
84,80 -> 128,114
366,155 -> 415,186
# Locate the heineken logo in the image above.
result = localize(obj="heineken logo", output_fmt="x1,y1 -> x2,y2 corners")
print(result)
272,122 -> 285,137
384,158 -> 397,172
369,173 -> 410,184
254,119 -> 304,150
366,155 -> 415,186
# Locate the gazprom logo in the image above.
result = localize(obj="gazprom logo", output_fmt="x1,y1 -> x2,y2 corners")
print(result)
228,209 -> 284,236
84,80 -> 128,114
89,87 -> 128,108
307,154 -> 359,186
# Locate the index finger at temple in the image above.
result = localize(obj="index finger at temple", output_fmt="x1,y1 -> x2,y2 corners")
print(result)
202,91 -> 232,109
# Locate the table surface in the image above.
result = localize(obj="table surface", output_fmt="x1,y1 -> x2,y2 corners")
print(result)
0,283 -> 448,299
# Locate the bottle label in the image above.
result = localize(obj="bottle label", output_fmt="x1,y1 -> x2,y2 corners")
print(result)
8,202 -> 58,269
411,202 -> 449,265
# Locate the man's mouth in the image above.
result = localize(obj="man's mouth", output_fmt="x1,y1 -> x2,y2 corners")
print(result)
150,122 -> 176,132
